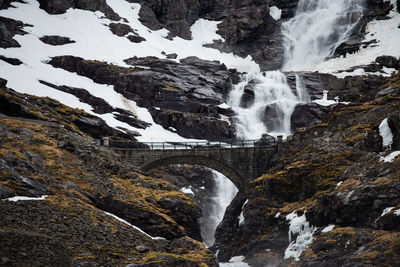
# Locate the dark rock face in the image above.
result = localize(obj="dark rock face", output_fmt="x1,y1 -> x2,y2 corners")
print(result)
37,0 -> 74,14
388,111 -> 400,150
38,80 -> 151,130
157,196 -> 202,241
109,23 -> 134,37
0,16 -> 27,48
0,0 -> 24,10
212,192 -> 247,262
39,35 -> 75,46
0,230 -> 71,267
290,103 -> 330,132
0,55 -> 22,65
37,0 -> 120,20
48,55 -> 239,141
127,34 -> 146,43
376,55 -> 399,69
0,83 -> 134,140
129,0 -> 199,40
98,197 -> 186,240
272,0 -> 299,19
207,0 -> 284,71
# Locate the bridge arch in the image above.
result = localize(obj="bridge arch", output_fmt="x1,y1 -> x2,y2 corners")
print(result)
141,155 -> 246,192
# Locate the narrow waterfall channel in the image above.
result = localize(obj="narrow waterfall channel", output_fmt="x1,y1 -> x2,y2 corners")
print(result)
206,0 -> 366,263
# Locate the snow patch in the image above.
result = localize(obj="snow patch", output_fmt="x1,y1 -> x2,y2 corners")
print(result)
238,199 -> 248,225
220,256 -> 249,267
321,225 -> 335,233
379,118 -> 394,148
313,90 -> 349,106
336,181 -> 343,187
104,211 -> 165,240
4,195 -> 48,201
380,151 -> 400,163
275,212 -> 281,218
180,187 -> 194,195
395,209 -> 400,216
284,212 -> 316,261
270,6 -> 282,21
381,207 -> 395,217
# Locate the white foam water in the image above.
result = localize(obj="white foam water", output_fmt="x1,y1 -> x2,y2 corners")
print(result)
229,0 -> 365,140
282,0 -> 365,71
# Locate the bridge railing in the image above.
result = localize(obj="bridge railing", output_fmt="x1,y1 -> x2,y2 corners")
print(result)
108,139 -> 277,150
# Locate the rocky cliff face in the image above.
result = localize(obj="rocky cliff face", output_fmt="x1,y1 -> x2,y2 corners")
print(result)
212,73 -> 400,266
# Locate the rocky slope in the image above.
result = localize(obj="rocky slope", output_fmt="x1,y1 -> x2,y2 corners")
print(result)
0,79 -> 217,266
212,72 -> 400,266
1,0 -> 400,266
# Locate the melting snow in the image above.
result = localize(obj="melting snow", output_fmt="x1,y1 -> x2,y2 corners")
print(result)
275,212 -> 281,218
4,195 -> 48,201
284,212 -> 316,261
321,225 -> 335,233
104,211 -> 165,240
379,118 -> 394,148
395,209 -> 400,216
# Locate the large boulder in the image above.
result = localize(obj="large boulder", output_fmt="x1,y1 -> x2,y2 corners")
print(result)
375,55 -> 399,69
290,103 -> 330,132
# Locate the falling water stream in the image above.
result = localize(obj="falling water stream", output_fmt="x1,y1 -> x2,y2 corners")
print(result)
204,0 -> 365,264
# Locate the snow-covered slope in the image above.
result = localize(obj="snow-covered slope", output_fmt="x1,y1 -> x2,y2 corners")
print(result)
0,0 -> 257,142
0,0 -> 399,142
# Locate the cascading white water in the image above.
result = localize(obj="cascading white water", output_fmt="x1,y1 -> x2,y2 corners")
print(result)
282,0 -> 364,71
209,0 -> 365,262
229,0 -> 365,140
200,171 -> 238,247
229,71 -> 308,138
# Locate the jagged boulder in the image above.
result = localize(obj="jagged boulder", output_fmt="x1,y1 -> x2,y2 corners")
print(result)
39,35 -> 75,46
376,55 -> 399,69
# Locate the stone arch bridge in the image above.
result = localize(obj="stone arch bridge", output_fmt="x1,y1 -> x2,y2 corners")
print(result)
108,140 -> 278,192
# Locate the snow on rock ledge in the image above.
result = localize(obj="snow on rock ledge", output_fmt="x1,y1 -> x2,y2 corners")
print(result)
285,211 -> 316,261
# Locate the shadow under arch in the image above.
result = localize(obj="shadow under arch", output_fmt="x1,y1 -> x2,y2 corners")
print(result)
141,155 -> 246,192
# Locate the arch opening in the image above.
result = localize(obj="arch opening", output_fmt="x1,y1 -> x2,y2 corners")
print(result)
140,155 -> 246,193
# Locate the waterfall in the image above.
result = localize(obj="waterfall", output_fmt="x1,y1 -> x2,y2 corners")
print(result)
200,171 -> 238,247
229,0 -> 365,139
282,0 -> 365,71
